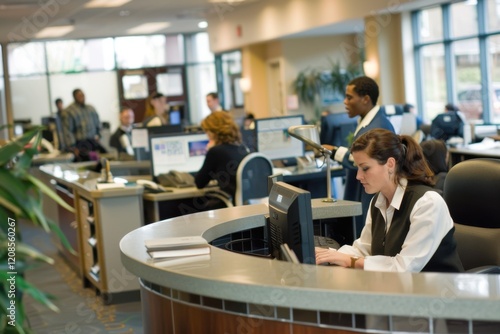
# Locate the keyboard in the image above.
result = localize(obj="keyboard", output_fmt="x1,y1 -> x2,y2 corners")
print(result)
314,235 -> 340,249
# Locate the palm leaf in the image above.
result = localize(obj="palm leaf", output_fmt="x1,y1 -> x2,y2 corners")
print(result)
25,175 -> 74,213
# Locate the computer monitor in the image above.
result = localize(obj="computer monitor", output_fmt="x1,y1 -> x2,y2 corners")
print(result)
131,125 -> 183,161
255,115 -> 305,162
267,181 -> 315,264
149,132 -> 209,182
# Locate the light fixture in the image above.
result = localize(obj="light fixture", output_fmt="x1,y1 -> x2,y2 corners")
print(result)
84,0 -> 132,8
35,25 -> 74,38
126,22 -> 171,34
198,21 -> 208,29
288,125 -> 336,203
363,60 -> 379,78
239,77 -> 252,93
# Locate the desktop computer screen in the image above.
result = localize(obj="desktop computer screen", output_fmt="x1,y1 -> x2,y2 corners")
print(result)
267,181 -> 315,264
131,125 -> 183,161
149,132 -> 209,180
255,115 -> 305,162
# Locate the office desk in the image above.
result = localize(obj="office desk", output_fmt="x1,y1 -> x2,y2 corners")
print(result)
32,152 -> 75,166
120,205 -> 500,334
449,145 -> 500,166
142,165 -> 346,224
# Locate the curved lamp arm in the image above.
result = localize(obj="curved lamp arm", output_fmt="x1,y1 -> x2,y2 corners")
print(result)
288,125 -> 335,202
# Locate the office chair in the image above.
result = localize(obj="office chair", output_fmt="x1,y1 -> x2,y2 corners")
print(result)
234,152 -> 274,206
443,158 -> 500,273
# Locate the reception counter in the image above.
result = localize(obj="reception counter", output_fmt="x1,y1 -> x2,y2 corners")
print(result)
120,205 -> 500,334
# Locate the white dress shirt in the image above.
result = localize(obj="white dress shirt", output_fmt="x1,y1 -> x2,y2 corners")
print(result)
337,179 -> 455,272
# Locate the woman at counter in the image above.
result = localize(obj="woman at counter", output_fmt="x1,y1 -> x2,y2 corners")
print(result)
195,111 -> 249,206
142,91 -> 169,126
316,129 -> 463,273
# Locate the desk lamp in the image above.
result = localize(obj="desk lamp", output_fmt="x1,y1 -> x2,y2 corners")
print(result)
288,125 -> 336,203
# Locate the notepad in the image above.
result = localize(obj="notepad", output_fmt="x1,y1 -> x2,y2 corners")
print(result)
148,247 -> 210,259
145,236 -> 208,251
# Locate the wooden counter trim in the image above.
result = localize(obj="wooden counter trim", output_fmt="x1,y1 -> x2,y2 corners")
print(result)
140,279 -> 364,334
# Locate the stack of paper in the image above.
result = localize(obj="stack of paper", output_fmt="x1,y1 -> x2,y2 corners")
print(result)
145,236 -> 210,260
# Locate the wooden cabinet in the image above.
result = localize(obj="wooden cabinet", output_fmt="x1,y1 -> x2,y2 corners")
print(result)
74,189 -> 143,304
39,164 -> 144,304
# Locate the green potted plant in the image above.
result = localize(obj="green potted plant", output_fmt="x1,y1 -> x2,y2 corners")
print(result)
0,126 -> 74,333
329,60 -> 363,97
292,61 -> 363,124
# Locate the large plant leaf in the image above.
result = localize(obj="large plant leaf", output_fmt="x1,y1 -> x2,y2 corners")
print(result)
25,174 -> 74,213
0,172 -> 38,226
0,241 -> 54,265
46,220 -> 76,255
0,127 -> 43,167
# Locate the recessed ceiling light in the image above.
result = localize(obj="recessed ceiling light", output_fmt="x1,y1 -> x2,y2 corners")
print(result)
126,22 -> 171,34
35,25 -> 74,38
198,21 -> 208,29
85,0 -> 132,8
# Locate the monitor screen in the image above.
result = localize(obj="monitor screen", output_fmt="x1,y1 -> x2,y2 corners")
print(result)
149,132 -> 209,180
267,181 -> 315,264
255,115 -> 305,161
131,125 -> 183,161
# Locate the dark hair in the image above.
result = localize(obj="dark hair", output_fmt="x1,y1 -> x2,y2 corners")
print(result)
120,106 -> 133,113
152,92 -> 164,99
55,98 -> 62,104
403,103 -> 414,113
420,139 -> 449,174
201,111 -> 241,145
72,88 -> 82,98
351,128 -> 434,186
445,103 -> 459,112
206,92 -> 218,100
348,76 -> 379,105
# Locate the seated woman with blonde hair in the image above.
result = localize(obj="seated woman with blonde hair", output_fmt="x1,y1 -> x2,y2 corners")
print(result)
195,111 -> 249,206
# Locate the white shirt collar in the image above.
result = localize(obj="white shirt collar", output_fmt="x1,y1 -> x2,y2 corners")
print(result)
355,105 -> 380,135
374,178 -> 408,211
120,125 -> 132,133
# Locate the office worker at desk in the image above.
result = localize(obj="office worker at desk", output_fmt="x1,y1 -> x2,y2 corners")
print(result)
323,76 -> 394,236
195,111 -> 249,205
316,129 -> 463,273
109,107 -> 135,157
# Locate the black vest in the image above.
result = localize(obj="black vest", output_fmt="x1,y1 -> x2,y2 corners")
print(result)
370,184 -> 464,273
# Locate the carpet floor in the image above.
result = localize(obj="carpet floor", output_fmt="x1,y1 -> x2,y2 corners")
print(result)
21,222 -> 144,333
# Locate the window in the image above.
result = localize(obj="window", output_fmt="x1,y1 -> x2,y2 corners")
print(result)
421,44 -> 447,121
414,0 -> 500,123
46,38 -> 115,73
418,7 -> 443,43
115,35 -> 168,69
185,33 -> 214,63
8,42 -> 46,76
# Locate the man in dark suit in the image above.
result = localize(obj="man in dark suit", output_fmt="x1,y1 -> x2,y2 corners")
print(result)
109,107 -> 135,159
324,76 -> 395,238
